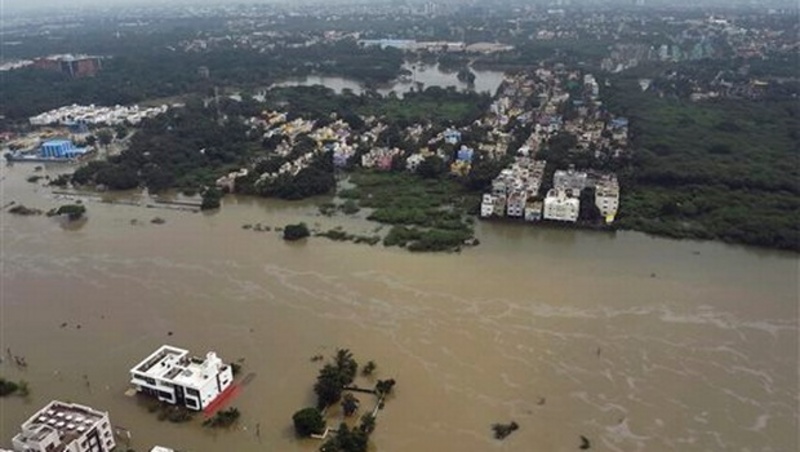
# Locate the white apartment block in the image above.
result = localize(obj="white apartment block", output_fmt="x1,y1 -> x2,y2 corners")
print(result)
595,175 -> 620,224
543,188 -> 580,222
480,194 -> 496,218
130,345 -> 233,411
525,201 -> 544,222
10,401 -> 115,452
553,167 -> 588,192
506,192 -> 526,217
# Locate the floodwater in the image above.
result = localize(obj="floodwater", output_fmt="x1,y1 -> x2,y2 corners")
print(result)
1,162 -> 798,452
271,63 -> 505,98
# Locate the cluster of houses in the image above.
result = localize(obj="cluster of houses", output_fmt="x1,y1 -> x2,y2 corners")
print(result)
29,104 -> 168,127
2,345 -> 232,452
482,164 -> 620,224
481,158 -> 547,220
475,65 -> 626,225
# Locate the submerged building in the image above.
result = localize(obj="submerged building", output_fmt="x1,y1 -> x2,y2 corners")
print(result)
129,345 -> 234,411
9,400 -> 115,452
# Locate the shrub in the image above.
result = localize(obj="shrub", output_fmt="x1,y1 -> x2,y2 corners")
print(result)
201,187 -> 222,210
51,204 -> 86,221
283,223 -> 310,241
292,407 -> 325,437
0,378 -> 19,397
203,407 -> 240,428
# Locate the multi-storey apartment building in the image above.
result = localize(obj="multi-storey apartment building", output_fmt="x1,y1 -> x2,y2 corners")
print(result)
10,401 -> 115,452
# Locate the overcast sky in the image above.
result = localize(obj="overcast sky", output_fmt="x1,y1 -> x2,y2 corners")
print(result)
1,0 -> 276,12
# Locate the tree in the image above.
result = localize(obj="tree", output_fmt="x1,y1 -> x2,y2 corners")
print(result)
292,407 -> 325,437
578,188 -> 602,223
375,379 -> 396,397
0,378 -> 19,397
320,423 -> 369,452
114,124 -> 128,139
314,364 -> 346,409
416,155 -> 446,179
201,187 -> 222,210
341,393 -> 360,417
334,349 -> 358,385
283,223 -> 310,241
359,413 -> 376,434
97,129 -> 114,146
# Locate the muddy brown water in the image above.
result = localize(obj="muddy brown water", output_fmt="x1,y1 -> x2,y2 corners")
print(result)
1,163 -> 798,451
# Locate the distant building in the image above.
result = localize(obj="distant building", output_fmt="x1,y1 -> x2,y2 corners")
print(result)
10,400 -> 115,452
543,188 -> 580,222
40,140 -> 88,159
32,55 -> 102,78
129,345 -> 234,411
443,129 -> 461,145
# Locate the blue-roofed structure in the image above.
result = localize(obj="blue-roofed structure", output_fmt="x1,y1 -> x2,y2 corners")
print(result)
610,117 -> 629,129
444,128 -> 462,145
456,145 -> 474,162
40,140 -> 87,159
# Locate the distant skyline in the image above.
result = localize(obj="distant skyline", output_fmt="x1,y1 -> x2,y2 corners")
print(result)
2,0 -> 797,13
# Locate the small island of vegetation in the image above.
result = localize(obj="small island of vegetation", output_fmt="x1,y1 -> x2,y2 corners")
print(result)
292,349 -> 396,452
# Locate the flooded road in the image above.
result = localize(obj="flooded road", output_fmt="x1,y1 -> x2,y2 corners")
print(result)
1,163 -> 798,451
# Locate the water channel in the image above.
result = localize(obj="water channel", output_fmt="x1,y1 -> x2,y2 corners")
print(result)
0,162 -> 798,451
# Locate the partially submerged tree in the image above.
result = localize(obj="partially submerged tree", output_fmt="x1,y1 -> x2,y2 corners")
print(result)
292,407 -> 325,437
342,393 -> 360,417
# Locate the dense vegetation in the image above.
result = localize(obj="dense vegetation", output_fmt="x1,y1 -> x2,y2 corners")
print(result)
605,76 -> 800,250
0,37 -> 404,121
292,350 -> 394,452
314,349 -> 358,409
262,84 -> 491,127
71,101 -> 256,192
339,172 -> 478,252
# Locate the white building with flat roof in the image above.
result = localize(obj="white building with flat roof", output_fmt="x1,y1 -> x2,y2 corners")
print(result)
543,188 -> 580,222
553,167 -> 588,192
595,174 -> 620,223
480,194 -> 496,218
10,400 -> 115,452
129,345 -> 234,411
